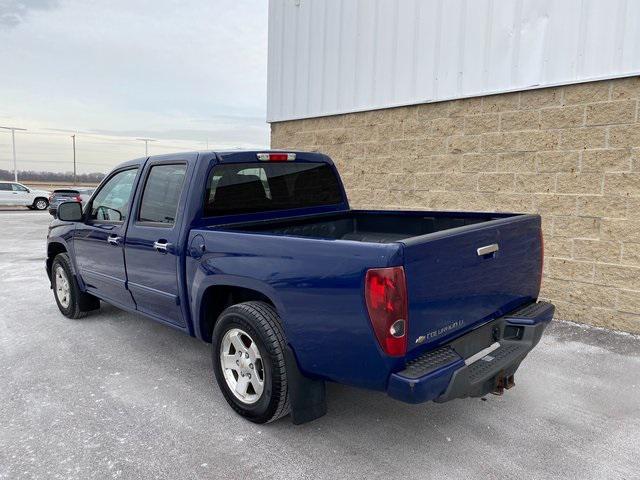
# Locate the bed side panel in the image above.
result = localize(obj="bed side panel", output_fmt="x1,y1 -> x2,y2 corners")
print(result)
189,229 -> 404,390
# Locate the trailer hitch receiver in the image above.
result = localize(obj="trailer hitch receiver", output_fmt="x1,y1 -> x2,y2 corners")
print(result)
491,374 -> 515,396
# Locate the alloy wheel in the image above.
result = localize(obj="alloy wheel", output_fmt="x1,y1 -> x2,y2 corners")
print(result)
54,265 -> 70,309
219,328 -> 265,404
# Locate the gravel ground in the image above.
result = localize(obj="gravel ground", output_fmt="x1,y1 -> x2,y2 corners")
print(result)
1,211 -> 639,480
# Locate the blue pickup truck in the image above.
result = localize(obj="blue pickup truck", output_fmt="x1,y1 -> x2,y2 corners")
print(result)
47,150 -> 554,424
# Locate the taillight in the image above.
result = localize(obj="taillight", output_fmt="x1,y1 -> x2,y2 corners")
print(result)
74,195 -> 82,202
364,266 -> 408,356
256,152 -> 296,162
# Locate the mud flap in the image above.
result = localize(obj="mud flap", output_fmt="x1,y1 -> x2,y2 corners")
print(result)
77,290 -> 101,312
284,346 -> 327,425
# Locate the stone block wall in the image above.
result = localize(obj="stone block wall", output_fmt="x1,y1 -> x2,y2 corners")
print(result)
271,77 -> 640,333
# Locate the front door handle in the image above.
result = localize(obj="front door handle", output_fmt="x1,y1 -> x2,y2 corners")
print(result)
107,235 -> 121,246
153,240 -> 171,253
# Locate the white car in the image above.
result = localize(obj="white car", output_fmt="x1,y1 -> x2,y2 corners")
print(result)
0,181 -> 51,210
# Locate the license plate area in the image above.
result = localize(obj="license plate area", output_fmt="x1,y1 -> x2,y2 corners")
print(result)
448,317 -> 501,360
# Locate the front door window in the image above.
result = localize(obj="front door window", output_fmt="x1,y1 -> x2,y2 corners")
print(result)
89,169 -> 138,222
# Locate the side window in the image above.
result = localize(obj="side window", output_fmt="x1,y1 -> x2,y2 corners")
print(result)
90,168 -> 138,222
138,164 -> 187,225
11,184 -> 28,192
0,184 -> 11,191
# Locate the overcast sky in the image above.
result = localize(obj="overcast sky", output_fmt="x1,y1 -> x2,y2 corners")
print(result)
0,0 -> 269,174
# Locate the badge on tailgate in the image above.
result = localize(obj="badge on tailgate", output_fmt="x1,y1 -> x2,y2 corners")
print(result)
415,320 -> 465,344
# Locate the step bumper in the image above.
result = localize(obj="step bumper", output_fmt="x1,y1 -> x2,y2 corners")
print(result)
387,301 -> 554,404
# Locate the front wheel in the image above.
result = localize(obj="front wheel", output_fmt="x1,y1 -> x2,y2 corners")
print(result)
33,198 -> 49,210
51,253 -> 100,319
212,301 -> 290,424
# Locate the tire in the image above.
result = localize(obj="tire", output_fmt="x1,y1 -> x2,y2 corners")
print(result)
51,253 -> 100,319
212,301 -> 290,424
33,198 -> 49,210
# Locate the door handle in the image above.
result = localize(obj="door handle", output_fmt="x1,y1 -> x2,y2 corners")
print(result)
107,235 -> 121,246
477,243 -> 499,256
153,240 -> 171,253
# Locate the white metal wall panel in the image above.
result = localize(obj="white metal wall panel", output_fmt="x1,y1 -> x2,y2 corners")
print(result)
267,0 -> 640,122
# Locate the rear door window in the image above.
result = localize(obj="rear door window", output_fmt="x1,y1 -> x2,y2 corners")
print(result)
138,164 -> 187,225
204,162 -> 343,216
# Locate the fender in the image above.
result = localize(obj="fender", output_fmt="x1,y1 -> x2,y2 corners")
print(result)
191,272 -> 288,340
46,234 -> 86,289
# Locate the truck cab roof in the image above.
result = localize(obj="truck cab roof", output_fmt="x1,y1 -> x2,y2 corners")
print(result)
112,150 -> 334,171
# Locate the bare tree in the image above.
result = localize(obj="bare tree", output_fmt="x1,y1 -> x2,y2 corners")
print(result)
0,169 -> 105,184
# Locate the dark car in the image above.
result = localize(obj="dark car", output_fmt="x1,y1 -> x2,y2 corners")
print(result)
46,150 -> 553,424
48,188 -> 94,216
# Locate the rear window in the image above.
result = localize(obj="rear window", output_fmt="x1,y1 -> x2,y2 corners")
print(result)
203,162 -> 343,217
53,190 -> 79,195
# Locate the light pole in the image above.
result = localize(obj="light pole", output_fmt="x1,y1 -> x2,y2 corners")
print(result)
137,138 -> 156,156
0,126 -> 27,182
71,134 -> 77,185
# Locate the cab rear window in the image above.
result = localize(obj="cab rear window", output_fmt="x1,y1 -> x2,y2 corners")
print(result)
203,162 -> 343,217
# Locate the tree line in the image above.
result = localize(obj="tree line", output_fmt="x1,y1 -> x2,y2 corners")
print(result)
0,169 -> 105,184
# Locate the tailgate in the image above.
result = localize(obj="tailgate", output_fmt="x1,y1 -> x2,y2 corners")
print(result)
401,214 -> 542,353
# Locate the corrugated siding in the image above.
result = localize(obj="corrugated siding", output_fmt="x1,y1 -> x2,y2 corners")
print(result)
267,0 -> 640,122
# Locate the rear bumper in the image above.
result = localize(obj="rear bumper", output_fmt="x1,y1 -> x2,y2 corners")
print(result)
386,301 -> 554,404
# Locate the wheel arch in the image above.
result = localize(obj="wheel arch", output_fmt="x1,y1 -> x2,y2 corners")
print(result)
46,241 -> 68,280
33,196 -> 49,208
196,279 -> 284,344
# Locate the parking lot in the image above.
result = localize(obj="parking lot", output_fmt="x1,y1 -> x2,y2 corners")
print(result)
1,210 -> 639,480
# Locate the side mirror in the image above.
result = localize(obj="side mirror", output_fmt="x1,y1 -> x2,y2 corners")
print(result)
57,201 -> 83,222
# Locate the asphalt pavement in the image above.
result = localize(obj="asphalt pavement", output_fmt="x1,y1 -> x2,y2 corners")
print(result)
1,210 -> 639,480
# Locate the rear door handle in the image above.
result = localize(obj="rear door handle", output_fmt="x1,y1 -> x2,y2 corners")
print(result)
107,235 -> 121,246
153,240 -> 171,253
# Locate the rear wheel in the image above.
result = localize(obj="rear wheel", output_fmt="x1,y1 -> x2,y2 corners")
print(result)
212,301 -> 290,423
51,253 -> 99,319
33,198 -> 48,210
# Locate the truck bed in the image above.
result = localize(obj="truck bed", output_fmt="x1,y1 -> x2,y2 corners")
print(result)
221,210 -> 515,243
216,209 -> 543,360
